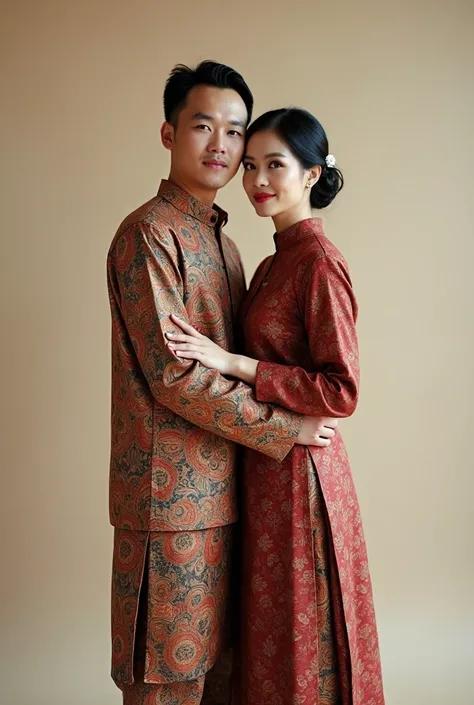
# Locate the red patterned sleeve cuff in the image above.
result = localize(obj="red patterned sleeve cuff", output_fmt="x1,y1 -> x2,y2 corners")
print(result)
255,360 -> 283,404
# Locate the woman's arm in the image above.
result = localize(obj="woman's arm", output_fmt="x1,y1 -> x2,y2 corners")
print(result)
165,315 -> 338,446
253,255 -> 359,417
166,254 -> 358,418
165,314 -> 259,381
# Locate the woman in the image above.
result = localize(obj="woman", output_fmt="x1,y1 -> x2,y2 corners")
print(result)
165,108 -> 384,705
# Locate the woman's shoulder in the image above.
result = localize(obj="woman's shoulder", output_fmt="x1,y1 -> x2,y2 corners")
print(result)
248,255 -> 273,286
300,219 -> 346,263
255,253 -> 274,270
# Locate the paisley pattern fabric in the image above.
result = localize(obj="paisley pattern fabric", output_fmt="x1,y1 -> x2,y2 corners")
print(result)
107,182 -> 303,695
107,180 -> 302,533
239,218 -> 385,705
121,677 -> 206,705
112,527 -> 234,689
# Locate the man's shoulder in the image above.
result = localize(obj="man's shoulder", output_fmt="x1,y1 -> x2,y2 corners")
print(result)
109,194 -> 179,253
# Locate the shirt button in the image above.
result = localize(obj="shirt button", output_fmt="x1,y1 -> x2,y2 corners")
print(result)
210,215 -> 217,224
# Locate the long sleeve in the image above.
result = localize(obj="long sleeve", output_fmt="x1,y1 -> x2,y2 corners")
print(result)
108,222 -> 302,461
254,255 -> 359,417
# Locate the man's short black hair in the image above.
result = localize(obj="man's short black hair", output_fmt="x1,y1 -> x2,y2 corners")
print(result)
163,60 -> 253,126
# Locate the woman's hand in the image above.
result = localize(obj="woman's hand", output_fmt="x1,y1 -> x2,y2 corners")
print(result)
167,315 -> 337,447
166,315 -> 236,375
296,417 -> 338,447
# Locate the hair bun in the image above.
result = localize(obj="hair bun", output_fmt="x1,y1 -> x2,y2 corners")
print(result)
310,166 -> 344,209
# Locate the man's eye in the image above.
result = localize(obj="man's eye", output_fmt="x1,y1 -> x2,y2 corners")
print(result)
196,124 -> 211,131
228,130 -> 242,137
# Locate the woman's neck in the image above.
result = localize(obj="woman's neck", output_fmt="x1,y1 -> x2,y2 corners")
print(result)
272,202 -> 313,233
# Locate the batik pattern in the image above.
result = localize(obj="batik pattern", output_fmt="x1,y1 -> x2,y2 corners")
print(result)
239,218 -> 384,705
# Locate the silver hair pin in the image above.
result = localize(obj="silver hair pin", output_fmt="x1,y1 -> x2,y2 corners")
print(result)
325,154 -> 336,168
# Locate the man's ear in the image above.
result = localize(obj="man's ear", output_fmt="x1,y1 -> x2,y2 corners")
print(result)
161,121 -> 174,151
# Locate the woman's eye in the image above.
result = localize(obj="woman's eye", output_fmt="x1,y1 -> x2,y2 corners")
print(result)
269,160 -> 283,168
243,163 -> 255,170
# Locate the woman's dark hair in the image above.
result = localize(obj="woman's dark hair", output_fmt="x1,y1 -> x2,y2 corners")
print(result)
163,60 -> 253,126
245,108 -> 343,209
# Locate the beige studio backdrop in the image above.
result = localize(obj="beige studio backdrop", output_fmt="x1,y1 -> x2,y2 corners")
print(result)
1,1 -> 473,704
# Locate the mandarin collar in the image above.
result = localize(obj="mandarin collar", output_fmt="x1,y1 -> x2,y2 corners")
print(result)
273,217 -> 324,251
158,179 -> 228,229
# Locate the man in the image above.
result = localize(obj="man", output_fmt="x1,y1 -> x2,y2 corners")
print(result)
107,60 -> 336,705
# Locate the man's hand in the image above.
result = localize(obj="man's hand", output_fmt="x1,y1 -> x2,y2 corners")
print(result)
296,417 -> 338,447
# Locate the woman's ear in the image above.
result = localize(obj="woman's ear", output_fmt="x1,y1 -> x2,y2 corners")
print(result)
308,165 -> 322,187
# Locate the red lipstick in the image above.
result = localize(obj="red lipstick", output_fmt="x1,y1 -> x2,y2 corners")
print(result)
254,192 -> 275,203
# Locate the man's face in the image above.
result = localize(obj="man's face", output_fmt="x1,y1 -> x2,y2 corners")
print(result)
161,84 -> 248,203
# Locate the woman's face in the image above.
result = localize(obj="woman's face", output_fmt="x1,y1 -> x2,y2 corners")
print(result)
242,129 -> 311,221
